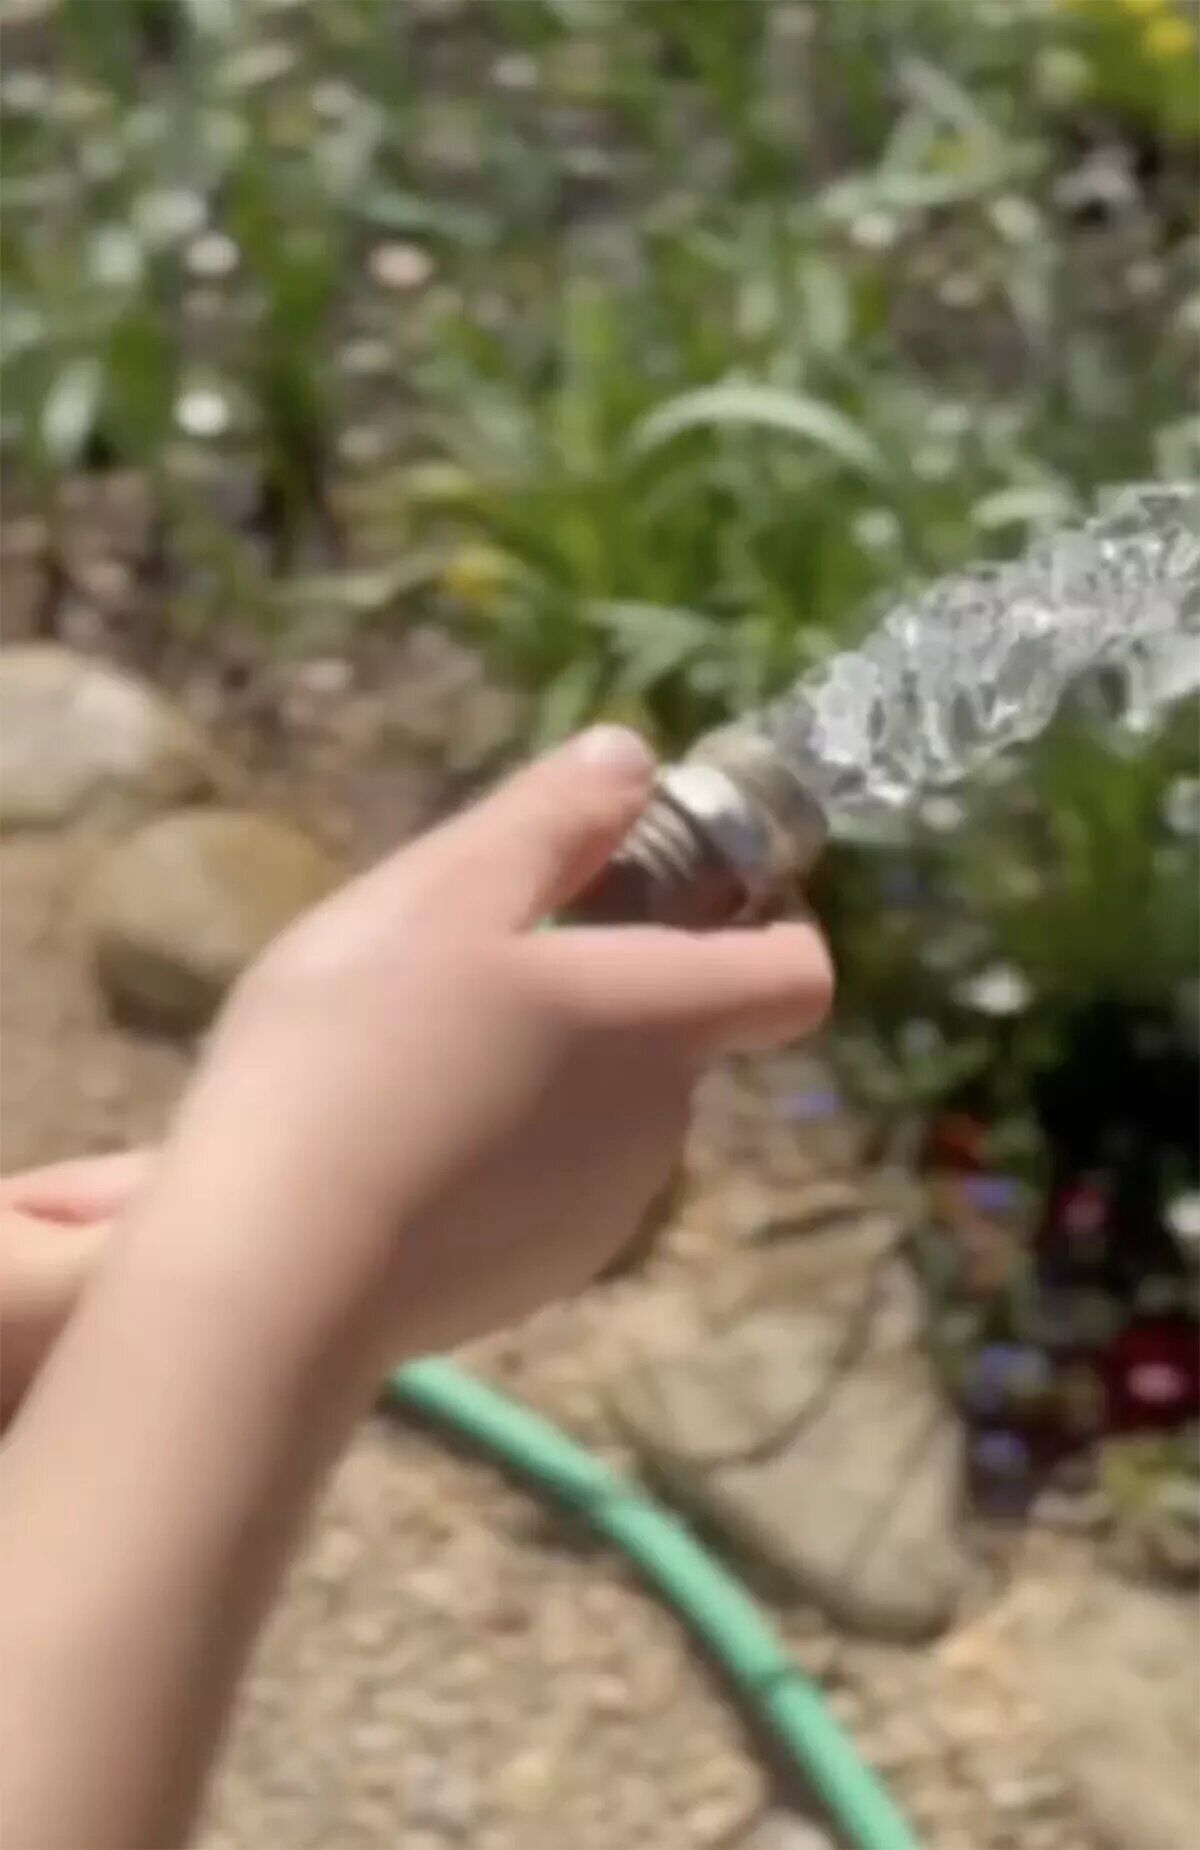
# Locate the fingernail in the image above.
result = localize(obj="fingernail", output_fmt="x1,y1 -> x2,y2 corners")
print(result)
570,724 -> 655,780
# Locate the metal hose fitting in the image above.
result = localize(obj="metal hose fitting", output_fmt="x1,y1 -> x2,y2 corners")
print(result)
573,725 -> 828,929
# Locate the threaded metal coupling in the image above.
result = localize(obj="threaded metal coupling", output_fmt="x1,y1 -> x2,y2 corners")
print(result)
572,730 -> 828,930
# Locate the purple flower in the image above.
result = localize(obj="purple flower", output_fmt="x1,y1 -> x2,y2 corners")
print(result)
961,1173 -> 1022,1216
778,1086 -> 844,1123
973,1429 -> 1032,1478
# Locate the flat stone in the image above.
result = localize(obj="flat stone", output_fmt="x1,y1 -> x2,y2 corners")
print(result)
1022,1576 -> 1200,1850
745,1177 -> 871,1238
1,645 -> 218,832
737,1812 -> 835,1850
705,1216 -> 919,1350
610,1283 -> 972,1640
88,807 -> 338,1032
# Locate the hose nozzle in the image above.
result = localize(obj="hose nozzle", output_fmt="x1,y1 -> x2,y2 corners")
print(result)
573,726 -> 827,929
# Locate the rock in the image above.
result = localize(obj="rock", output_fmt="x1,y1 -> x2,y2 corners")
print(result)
1023,1575 -> 1200,1850
58,469 -> 155,567
1,517 -> 49,642
746,1177 -> 874,1241
494,1746 -> 555,1814
706,1214 -> 915,1336
88,808 -> 338,1031
610,1280 -> 972,1640
737,1812 -> 835,1850
1,646 -> 218,832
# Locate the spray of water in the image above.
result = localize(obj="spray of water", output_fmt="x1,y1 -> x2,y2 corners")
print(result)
581,482 -> 1200,927
765,482 -> 1200,834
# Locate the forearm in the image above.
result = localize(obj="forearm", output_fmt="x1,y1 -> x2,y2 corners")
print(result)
0,1173 -> 379,1850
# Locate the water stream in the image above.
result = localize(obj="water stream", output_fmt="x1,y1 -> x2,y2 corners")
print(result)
764,482 -> 1200,835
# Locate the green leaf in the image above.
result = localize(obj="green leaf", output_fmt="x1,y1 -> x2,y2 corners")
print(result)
180,0 -> 237,35
584,600 -> 714,695
40,359 -> 101,466
533,656 -> 603,747
972,484 -> 1075,533
359,188 -> 493,249
628,382 -> 886,479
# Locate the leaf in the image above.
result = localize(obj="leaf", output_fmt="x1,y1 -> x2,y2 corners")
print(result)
532,656 -> 603,747
583,600 -> 714,695
896,57 -> 1005,153
818,167 -> 1006,222
971,484 -> 1075,533
180,0 -> 237,35
40,358 -> 101,466
359,188 -> 493,249
628,381 -> 885,479
796,255 -> 853,358
284,556 -> 443,620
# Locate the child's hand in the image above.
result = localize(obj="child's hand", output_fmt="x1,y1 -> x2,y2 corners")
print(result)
139,728 -> 833,1375
0,731 -> 833,1850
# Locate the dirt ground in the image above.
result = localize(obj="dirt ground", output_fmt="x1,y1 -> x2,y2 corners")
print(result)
2,808 -> 1112,1850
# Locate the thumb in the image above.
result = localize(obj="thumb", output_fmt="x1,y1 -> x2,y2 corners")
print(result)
434,726 -> 657,928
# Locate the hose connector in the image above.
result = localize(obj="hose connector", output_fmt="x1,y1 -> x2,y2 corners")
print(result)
573,725 -> 827,929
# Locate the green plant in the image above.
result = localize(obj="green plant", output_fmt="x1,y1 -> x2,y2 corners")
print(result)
1,0 -> 1195,1141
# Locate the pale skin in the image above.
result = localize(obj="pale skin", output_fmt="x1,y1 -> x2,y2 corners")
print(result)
0,727 -> 833,1850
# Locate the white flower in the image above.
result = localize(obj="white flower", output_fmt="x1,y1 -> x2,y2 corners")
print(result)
89,227 -> 142,289
175,387 -> 232,439
956,963 -> 1033,1018
338,425 -> 389,467
849,212 -> 899,253
929,400 -> 971,441
1,72 -> 49,113
1167,1191 -> 1200,1251
492,53 -> 538,92
368,242 -> 435,293
937,272 -> 985,311
1164,778 -> 1200,838
186,232 -> 239,280
912,442 -> 956,483
133,187 -> 206,247
851,508 -> 902,553
989,195 -> 1041,246
339,338 -> 393,377
311,79 -> 358,120
920,795 -> 966,833
221,41 -> 296,90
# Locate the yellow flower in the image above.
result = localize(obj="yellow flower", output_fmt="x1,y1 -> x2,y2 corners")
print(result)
438,541 -> 511,610
1143,12 -> 1196,58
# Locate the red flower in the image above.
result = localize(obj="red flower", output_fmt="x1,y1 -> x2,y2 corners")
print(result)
1098,1319 -> 1200,1433
925,1112 -> 989,1172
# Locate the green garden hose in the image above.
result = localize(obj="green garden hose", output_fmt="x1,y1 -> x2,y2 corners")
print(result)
389,1358 -> 921,1850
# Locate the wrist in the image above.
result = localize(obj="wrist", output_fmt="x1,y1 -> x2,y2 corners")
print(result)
114,1152 -> 396,1414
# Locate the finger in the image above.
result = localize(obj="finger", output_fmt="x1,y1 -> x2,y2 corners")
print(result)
1,1211 -> 110,1421
387,727 -> 657,930
0,1148 -> 153,1226
527,920 -> 834,1054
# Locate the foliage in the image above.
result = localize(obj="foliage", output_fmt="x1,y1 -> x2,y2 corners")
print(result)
1,0 -> 1197,1142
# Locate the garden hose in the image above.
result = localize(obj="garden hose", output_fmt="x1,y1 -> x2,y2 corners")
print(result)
388,1358 -> 921,1850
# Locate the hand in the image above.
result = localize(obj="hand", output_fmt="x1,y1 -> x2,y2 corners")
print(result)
0,1152 -> 148,1421
0,731 -> 833,1850
139,726 -> 833,1376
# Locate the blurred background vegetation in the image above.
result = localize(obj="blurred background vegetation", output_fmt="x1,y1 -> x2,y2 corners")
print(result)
1,0 -> 1198,1350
